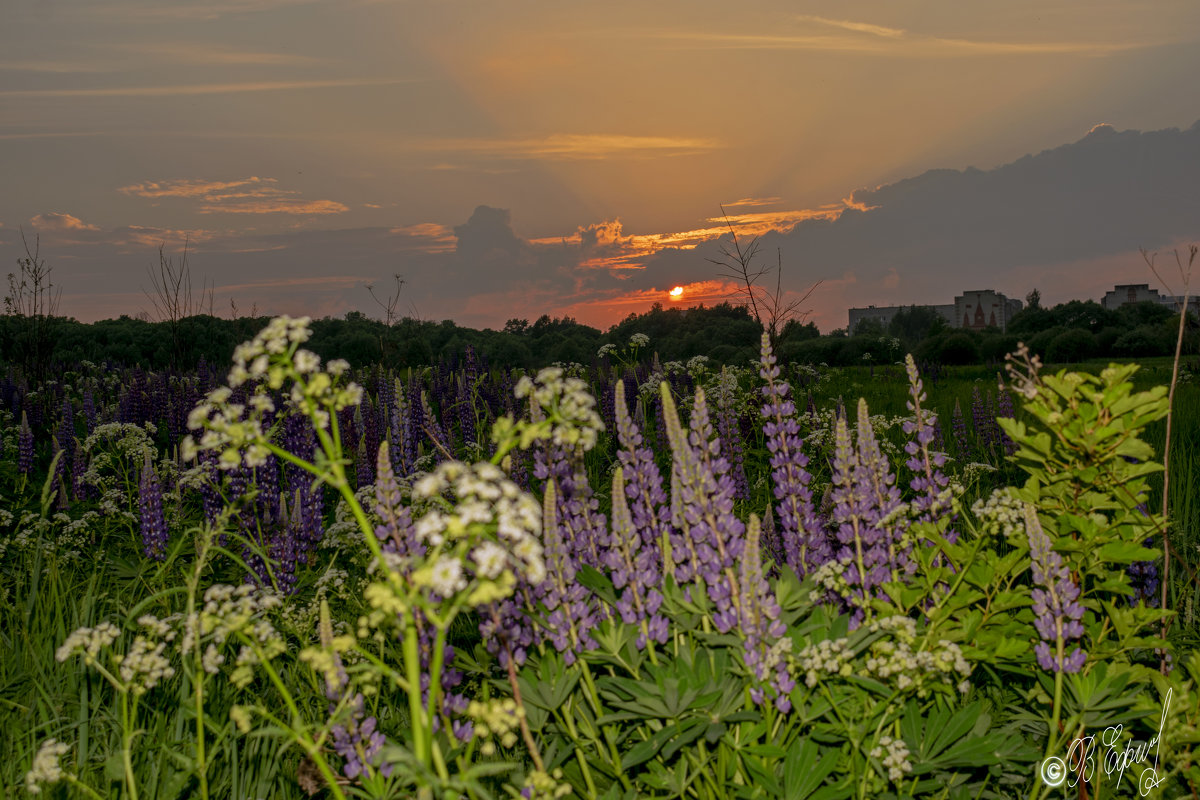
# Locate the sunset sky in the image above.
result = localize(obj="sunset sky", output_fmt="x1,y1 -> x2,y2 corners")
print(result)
3,0 -> 1200,332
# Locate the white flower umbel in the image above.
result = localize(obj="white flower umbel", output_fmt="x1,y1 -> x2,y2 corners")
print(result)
512,367 -> 605,452
25,738 -> 71,795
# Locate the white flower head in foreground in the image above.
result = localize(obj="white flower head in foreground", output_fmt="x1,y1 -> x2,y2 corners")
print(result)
25,738 -> 71,795
514,366 -> 605,451
406,460 -> 545,605
181,316 -> 364,469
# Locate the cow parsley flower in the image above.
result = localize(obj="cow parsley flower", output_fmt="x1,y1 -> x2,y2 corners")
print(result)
24,738 -> 71,795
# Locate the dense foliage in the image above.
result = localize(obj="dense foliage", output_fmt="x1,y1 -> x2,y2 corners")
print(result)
2,319 -> 1199,798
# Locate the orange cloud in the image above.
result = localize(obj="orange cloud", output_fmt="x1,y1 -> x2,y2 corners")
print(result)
388,222 -> 457,253
120,177 -> 276,199
121,176 -> 347,216
30,212 -> 100,232
197,199 -> 348,215
409,133 -> 721,161
0,77 -> 417,98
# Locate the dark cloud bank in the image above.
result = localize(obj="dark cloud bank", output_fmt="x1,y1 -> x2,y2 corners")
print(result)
13,119 -> 1200,330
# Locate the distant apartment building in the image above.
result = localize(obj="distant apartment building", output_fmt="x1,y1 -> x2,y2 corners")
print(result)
1101,283 -> 1200,316
848,289 -> 1021,333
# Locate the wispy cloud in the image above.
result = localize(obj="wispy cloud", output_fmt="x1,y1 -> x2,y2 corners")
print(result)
795,16 -> 906,39
30,212 -> 100,233
120,176 -> 348,216
114,43 -> 323,66
198,199 -> 348,215
722,197 -> 783,208
641,30 -> 1144,58
409,133 -> 721,160
389,223 -> 457,253
0,77 -> 416,99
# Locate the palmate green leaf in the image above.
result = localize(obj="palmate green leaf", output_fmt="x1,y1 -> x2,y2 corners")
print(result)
782,737 -> 845,800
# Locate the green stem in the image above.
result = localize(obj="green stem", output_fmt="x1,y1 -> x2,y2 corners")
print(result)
403,617 -> 431,767
120,693 -> 139,800
250,641 -> 348,800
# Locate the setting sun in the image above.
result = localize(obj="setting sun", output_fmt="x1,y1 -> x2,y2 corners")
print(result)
669,286 -> 684,299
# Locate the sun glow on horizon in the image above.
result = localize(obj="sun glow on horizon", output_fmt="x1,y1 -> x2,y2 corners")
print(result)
669,285 -> 684,299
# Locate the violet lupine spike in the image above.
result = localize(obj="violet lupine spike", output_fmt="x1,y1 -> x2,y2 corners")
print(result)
373,441 -> 416,556
760,503 -> 784,576
828,410 -> 872,625
72,442 -> 91,503
739,515 -> 795,713
901,356 -> 958,544
951,399 -> 970,460
531,480 -> 600,665
605,466 -> 668,648
18,410 -> 34,475
318,601 -> 389,779
759,333 -> 827,576
356,436 -> 372,491
714,387 -> 749,502
139,452 -> 169,561
996,388 -> 1017,456
1127,560 -> 1160,607
854,398 -> 913,587
664,384 -> 746,633
969,385 -> 990,455
1024,505 -> 1087,673
614,380 -> 669,572
660,384 -> 701,584
82,389 -> 97,435
271,494 -> 300,596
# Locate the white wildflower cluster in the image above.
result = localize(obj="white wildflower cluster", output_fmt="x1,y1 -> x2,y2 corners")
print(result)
515,366 -> 605,451
809,560 -> 850,604
117,618 -> 177,696
869,735 -> 913,783
597,342 -> 618,358
863,616 -> 972,696
24,738 -> 71,795
406,460 -> 545,603
971,486 -> 1026,540
796,637 -> 852,688
190,584 -> 286,686
685,354 -> 710,377
7,509 -> 98,563
466,698 -> 523,756
637,372 -> 665,402
182,315 -> 363,470
523,769 -> 572,800
56,621 -> 120,665
81,422 -> 157,469
550,361 -> 588,379
629,332 -> 650,349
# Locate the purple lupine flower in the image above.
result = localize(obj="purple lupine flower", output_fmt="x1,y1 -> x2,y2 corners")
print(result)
852,399 -> 913,586
56,397 -> 74,470
72,442 -> 91,503
969,385 -> 989,454
605,466 -> 668,648
271,494 -> 301,596
660,384 -> 746,633
317,605 -> 389,779
1127,560 -> 1160,607
996,388 -> 1017,456
139,452 -> 169,560
759,334 -> 827,576
825,401 -> 912,626
739,515 -> 795,713
951,399 -> 970,460
81,388 -> 97,435
714,378 -> 749,502
18,410 -> 35,475
760,503 -> 784,576
1025,505 -> 1086,673
372,442 -> 472,738
902,356 -> 956,539
614,380 -> 669,574
356,437 -> 373,491
532,480 -> 600,664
